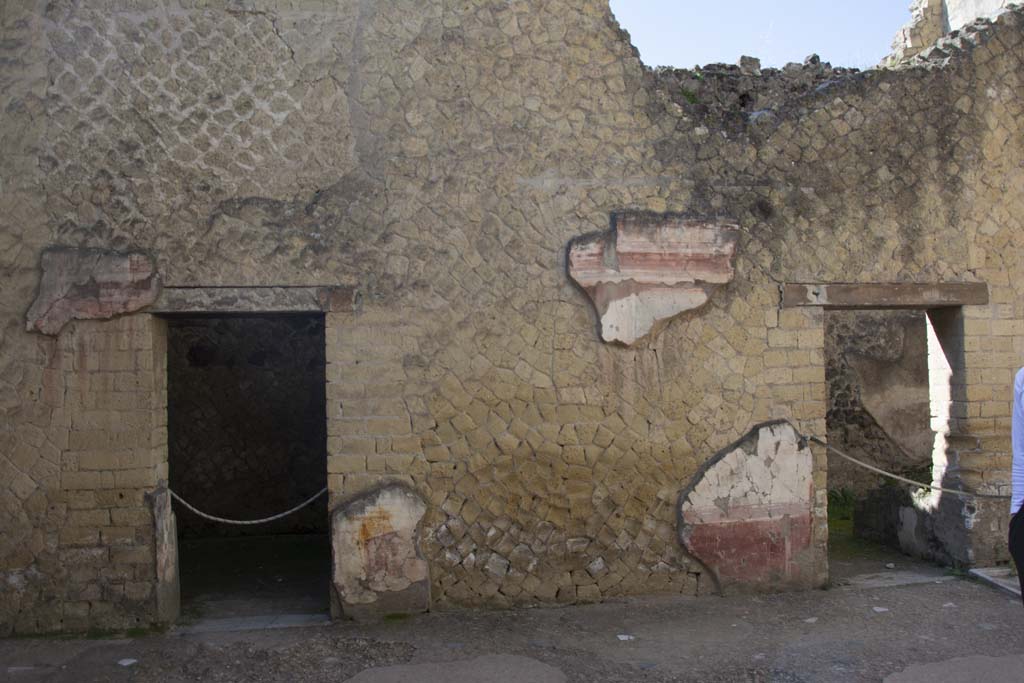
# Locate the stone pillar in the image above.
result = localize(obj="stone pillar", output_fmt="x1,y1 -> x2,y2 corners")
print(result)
765,306 -> 829,587
932,305 -> 1014,566
150,485 -> 179,625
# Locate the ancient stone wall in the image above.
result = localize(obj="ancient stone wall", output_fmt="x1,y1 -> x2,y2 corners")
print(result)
167,315 -> 327,538
2,0 -> 1023,633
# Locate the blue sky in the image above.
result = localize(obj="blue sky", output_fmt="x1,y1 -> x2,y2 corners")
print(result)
608,1 -> 912,69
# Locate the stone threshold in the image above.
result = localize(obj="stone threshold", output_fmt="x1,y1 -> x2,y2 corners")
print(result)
172,612 -> 331,635
836,570 -> 954,591
968,567 -> 1021,598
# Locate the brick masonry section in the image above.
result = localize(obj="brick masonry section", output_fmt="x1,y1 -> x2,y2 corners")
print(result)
7,316 -> 168,634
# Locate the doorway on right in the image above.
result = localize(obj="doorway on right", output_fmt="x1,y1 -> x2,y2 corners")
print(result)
824,308 -> 949,584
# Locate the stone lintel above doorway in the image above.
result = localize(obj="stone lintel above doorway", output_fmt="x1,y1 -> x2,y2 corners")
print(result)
150,286 -> 361,315
781,283 -> 989,309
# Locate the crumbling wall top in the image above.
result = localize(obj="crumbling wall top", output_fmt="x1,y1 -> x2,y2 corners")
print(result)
651,55 -> 863,138
887,0 -> 1016,65
644,3 -> 1024,141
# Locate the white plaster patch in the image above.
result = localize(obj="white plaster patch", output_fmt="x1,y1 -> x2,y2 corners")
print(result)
332,486 -> 428,607
682,423 -> 813,525
600,287 -> 708,346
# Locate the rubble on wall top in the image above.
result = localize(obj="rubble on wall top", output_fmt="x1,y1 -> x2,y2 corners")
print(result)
649,2 -> 1024,137
893,2 -> 1024,70
652,54 -> 864,138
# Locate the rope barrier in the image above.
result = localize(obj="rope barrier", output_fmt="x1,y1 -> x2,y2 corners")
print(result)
165,421 -> 1010,525
169,487 -> 328,525
795,428 -> 1011,501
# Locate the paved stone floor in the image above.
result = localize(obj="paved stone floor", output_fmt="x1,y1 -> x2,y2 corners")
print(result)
2,553 -> 1023,683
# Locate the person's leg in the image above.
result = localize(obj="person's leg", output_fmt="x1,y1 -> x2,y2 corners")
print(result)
1009,512 -> 1024,605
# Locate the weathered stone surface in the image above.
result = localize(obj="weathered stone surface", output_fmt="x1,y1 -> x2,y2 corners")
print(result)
345,655 -> 567,683
654,57 -> 860,139
679,422 -> 817,593
26,248 -> 160,335
567,213 -> 739,345
331,484 -> 429,620
150,486 -> 180,625
151,286 -> 359,314
152,287 -> 323,314
888,0 -> 1012,64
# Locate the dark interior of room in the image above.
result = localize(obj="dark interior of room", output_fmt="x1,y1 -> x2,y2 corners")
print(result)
166,314 -> 330,620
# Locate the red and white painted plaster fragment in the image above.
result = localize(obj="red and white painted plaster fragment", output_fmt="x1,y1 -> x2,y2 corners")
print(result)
679,422 -> 814,592
567,213 -> 739,345
26,247 -> 161,335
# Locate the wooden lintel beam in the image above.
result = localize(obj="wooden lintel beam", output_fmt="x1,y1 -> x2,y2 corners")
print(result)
781,282 -> 989,309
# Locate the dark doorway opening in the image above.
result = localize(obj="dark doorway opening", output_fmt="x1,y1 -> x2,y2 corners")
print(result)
166,314 -> 329,622
824,310 -> 936,583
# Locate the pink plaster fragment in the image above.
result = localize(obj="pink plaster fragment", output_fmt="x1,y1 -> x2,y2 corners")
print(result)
26,247 -> 161,336
567,213 -> 739,345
